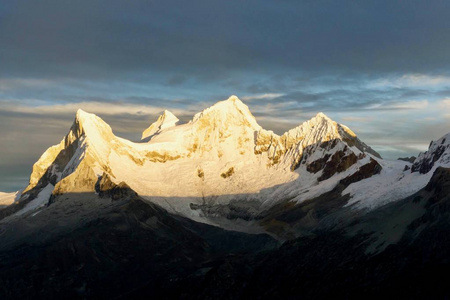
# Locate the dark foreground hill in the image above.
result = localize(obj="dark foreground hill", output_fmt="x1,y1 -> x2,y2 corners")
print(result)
0,167 -> 450,299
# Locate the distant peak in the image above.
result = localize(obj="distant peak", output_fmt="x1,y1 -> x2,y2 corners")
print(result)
76,108 -> 90,120
161,110 -> 178,123
142,110 -> 179,141
283,112 -> 338,138
220,95 -> 247,108
74,109 -> 102,126
314,112 -> 332,120
76,108 -> 86,115
226,95 -> 241,102
316,112 -> 326,117
74,109 -> 100,125
161,109 -> 179,122
162,109 -> 175,117
71,109 -> 113,139
192,95 -> 261,130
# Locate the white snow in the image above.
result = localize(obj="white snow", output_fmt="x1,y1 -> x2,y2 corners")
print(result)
343,132 -> 450,209
19,95 -> 450,226
343,157 -> 450,209
142,110 -> 179,141
282,112 -> 342,147
16,184 -> 54,216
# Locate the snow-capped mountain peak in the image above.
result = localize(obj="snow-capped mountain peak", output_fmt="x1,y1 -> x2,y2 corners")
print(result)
314,111 -> 332,120
142,110 -> 179,141
191,95 -> 261,130
14,95 -> 392,226
282,111 -> 339,143
283,111 -> 380,159
23,109 -> 116,195
74,108 -> 114,140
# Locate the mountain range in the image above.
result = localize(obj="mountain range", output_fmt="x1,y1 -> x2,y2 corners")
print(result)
1,95 -> 450,299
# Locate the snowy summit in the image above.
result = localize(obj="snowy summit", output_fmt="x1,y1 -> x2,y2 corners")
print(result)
3,95 -> 450,230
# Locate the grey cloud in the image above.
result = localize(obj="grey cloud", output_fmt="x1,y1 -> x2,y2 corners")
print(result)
247,87 -> 432,118
165,75 -> 189,86
2,0 -> 450,82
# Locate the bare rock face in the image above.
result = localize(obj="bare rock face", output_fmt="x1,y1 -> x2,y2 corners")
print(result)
318,150 -> 358,182
302,138 -> 363,182
424,167 -> 450,197
96,173 -> 137,201
412,145 -> 446,174
305,139 -> 341,174
307,154 -> 332,174
339,158 -> 382,186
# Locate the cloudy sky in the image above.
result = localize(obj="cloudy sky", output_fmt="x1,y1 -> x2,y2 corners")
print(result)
1,1 -> 450,191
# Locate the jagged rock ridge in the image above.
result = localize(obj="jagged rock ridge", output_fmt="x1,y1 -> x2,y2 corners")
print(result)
412,133 -> 450,174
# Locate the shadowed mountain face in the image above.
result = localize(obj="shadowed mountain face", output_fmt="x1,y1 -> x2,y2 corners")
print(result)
0,181 -> 277,299
1,96 -> 450,298
193,167 -> 450,299
1,168 -> 450,299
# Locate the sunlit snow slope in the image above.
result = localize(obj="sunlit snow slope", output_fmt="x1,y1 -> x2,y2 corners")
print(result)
5,95 -> 448,227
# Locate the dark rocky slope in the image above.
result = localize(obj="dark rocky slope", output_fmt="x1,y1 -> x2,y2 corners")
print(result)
182,167 -> 450,299
0,181 -> 276,299
1,168 -> 450,299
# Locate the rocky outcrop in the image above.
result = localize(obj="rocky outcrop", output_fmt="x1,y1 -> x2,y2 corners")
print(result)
96,173 -> 137,201
220,167 -> 235,179
424,167 -> 450,198
318,150 -> 358,182
412,133 -> 450,174
307,154 -> 332,173
339,158 -> 382,186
